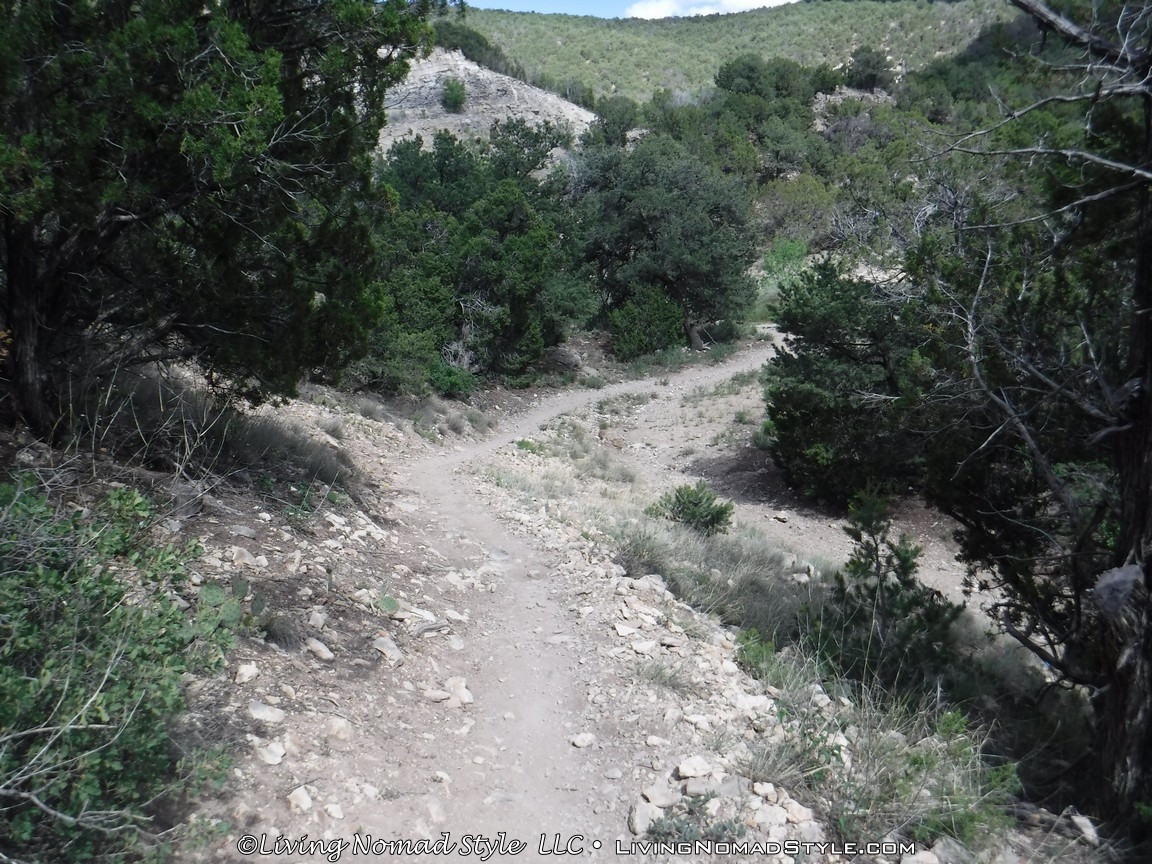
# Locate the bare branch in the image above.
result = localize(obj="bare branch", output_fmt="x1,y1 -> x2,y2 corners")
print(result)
1008,0 -> 1152,73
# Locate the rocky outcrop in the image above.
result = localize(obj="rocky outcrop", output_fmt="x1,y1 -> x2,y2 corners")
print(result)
380,49 -> 595,151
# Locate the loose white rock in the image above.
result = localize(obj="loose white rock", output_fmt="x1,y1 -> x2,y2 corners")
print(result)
327,716 -> 354,741
785,799 -> 815,824
677,755 -> 712,778
628,800 -> 663,835
372,635 -> 405,665
325,803 -> 345,820
255,741 -> 286,765
642,783 -> 680,808
287,786 -> 313,812
232,546 -> 258,568
248,701 -> 286,724
754,805 -> 788,828
445,677 -> 473,704
234,663 -> 260,684
570,733 -> 595,748
305,638 -> 334,660
901,852 -> 941,864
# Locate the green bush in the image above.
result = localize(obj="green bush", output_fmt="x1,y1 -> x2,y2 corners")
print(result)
0,483 -> 229,863
706,319 -> 742,344
428,360 -> 475,396
647,481 -> 734,536
441,78 -> 466,112
810,489 -> 962,688
609,286 -> 685,360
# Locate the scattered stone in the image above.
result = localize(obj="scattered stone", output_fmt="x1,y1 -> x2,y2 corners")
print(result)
570,733 -> 595,748
628,800 -> 662,835
1069,813 -> 1099,847
305,638 -> 334,661
424,689 -> 452,703
255,741 -> 286,765
327,717 -> 354,742
754,805 -> 788,828
753,782 -> 777,802
631,639 -> 658,655
731,691 -> 770,712
683,778 -> 713,797
604,768 -> 623,780
784,799 -> 815,823
371,635 -> 405,665
287,786 -> 313,812
676,755 -> 712,778
325,803 -> 345,820
309,610 -> 328,629
234,663 -> 259,684
232,546 -> 258,568
796,820 -> 825,842
445,677 -> 473,704
642,783 -> 679,808
930,838 -> 976,864
248,701 -> 286,724
229,525 -> 257,539
645,735 -> 669,747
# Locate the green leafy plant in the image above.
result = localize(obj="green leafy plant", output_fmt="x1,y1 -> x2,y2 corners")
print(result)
647,481 -> 734,536
0,483 -> 229,863
647,795 -> 745,844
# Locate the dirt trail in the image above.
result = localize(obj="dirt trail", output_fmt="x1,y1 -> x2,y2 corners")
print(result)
365,342 -> 780,858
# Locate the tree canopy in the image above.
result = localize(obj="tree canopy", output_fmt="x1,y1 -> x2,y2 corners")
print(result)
1,0 -> 442,436
575,135 -> 758,357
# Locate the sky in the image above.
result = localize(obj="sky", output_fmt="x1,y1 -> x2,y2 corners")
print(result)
466,1 -> 799,21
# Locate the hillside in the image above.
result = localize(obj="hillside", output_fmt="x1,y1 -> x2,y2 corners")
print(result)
380,49 -> 595,151
456,0 -> 1016,102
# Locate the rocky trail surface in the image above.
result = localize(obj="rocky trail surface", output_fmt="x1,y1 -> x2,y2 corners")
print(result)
177,340 -> 1087,864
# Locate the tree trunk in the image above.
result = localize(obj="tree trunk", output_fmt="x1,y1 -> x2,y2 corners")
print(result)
685,317 -> 706,351
2,223 -> 59,438
1101,94 -> 1152,835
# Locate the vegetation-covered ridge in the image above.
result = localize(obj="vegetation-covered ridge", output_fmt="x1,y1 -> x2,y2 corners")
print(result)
458,0 -> 1014,101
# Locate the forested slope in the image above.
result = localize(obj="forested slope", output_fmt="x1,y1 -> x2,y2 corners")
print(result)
459,0 -> 1014,101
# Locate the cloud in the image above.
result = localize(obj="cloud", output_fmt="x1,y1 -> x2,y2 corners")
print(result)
625,0 -> 796,19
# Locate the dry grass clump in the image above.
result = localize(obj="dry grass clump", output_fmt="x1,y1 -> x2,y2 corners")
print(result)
635,659 -> 698,696
64,368 -> 354,485
740,643 -> 1016,851
613,516 -> 816,643
317,415 -> 345,440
